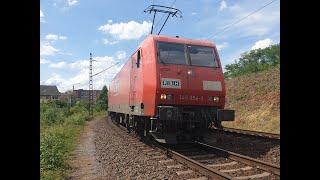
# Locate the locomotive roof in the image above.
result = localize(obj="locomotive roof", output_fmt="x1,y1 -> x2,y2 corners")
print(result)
146,34 -> 216,47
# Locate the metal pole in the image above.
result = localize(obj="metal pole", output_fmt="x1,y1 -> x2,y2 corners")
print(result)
72,85 -> 74,106
89,53 -> 93,116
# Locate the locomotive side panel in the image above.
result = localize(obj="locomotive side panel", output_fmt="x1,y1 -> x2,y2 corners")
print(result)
129,49 -> 144,115
108,36 -> 157,116
141,37 -> 158,116
108,59 -> 132,114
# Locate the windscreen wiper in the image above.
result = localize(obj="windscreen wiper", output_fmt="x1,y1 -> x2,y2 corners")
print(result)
157,51 -> 167,65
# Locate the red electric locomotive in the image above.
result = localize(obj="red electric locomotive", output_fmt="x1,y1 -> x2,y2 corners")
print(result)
108,35 -> 234,144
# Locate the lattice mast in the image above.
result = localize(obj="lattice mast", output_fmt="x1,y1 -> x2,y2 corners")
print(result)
89,52 -> 94,116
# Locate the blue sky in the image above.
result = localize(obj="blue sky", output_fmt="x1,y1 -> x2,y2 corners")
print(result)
40,0 -> 280,92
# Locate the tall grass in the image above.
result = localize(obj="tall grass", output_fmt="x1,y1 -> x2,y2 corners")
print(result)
40,100 -> 90,180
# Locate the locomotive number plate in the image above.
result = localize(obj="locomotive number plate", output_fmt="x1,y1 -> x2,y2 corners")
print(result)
161,78 -> 181,89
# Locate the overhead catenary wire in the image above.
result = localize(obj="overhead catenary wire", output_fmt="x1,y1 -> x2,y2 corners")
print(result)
92,62 -> 120,77
68,60 -> 119,90
211,0 -> 278,39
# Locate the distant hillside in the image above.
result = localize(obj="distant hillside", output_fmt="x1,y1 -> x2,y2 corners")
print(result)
222,65 -> 280,134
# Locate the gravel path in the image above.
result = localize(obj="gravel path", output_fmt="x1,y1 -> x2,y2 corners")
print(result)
68,120 -> 99,179
68,117 -> 205,180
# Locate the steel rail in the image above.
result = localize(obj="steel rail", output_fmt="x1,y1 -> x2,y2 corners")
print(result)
195,141 -> 280,176
159,144 -> 234,180
212,127 -> 280,140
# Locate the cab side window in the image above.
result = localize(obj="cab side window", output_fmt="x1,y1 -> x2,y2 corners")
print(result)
137,50 -> 141,68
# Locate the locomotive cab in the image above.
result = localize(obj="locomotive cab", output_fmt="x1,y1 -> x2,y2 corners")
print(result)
150,36 -> 235,143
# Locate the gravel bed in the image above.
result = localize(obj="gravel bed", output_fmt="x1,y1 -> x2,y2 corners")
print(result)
204,131 -> 280,166
226,168 -> 265,178
94,117 -> 205,179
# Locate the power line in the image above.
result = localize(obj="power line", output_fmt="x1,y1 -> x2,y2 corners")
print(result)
92,62 -> 120,77
211,0 -> 277,38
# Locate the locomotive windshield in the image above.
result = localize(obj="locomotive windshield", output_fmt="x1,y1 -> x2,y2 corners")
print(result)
157,42 -> 187,65
187,45 -> 218,67
157,41 -> 218,67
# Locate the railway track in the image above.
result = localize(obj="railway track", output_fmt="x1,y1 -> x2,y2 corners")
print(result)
164,142 -> 280,179
211,127 -> 280,140
111,118 -> 280,179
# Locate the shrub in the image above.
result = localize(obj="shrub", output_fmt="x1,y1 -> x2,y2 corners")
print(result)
41,106 -> 65,125
40,100 -> 90,179
40,128 -> 68,171
64,113 -> 87,126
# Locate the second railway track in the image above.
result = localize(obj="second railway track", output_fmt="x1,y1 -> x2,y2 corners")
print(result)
211,127 -> 280,140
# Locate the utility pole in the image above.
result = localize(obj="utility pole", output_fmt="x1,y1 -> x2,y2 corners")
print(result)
71,83 -> 81,106
72,84 -> 75,106
71,84 -> 74,106
89,53 -> 93,116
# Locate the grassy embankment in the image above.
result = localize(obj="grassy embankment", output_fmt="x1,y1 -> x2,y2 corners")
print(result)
40,100 -> 105,179
223,65 -> 280,134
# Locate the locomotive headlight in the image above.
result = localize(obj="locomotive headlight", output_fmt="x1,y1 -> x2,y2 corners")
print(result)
160,94 -> 173,100
213,96 -> 219,102
209,96 -> 219,102
160,94 -> 167,100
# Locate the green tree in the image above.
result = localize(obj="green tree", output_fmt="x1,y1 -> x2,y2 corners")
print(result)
224,44 -> 280,78
95,85 -> 108,111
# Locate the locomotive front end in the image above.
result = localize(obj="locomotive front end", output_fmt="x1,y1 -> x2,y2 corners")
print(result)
150,37 -> 235,143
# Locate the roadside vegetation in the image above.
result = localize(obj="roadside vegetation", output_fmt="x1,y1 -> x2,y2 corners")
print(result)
222,44 -> 280,134
40,85 -> 108,179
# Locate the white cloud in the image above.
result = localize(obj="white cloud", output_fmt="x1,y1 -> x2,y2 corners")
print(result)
219,0 -> 228,11
40,42 -> 59,56
227,3 -> 279,37
103,39 -> 118,45
49,61 -> 68,68
45,34 -> 67,41
98,21 -> 152,40
40,58 -> 51,64
43,55 -> 124,92
40,10 -> 45,22
251,38 -> 273,50
67,0 -> 78,6
116,51 -> 126,60
216,42 -> 229,50
44,73 -> 69,91
108,19 -> 113,23
191,12 -> 197,15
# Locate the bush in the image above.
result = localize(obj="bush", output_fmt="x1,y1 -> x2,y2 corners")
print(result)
40,127 -> 68,171
64,113 -> 87,126
41,106 -> 66,125
40,100 -> 90,179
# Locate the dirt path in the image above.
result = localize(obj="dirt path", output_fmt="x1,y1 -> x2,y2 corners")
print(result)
67,117 -> 187,180
67,119 -> 99,180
